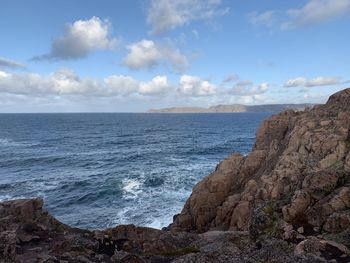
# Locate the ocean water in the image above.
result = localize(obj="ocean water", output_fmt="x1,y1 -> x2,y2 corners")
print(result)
0,113 -> 272,229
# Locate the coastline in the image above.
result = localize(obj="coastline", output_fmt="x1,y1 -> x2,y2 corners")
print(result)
1,88 -> 350,262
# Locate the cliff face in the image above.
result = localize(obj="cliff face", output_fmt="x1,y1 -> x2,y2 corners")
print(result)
1,88 -> 350,263
172,89 -> 350,233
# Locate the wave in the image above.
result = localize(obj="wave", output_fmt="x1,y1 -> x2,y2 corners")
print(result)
0,138 -> 40,148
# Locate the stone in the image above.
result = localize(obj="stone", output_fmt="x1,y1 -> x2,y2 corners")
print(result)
297,227 -> 304,234
294,238 -> 321,256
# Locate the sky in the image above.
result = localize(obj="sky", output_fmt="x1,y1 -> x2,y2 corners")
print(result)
0,0 -> 349,112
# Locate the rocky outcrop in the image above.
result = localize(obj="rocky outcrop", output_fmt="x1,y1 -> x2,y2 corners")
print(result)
0,198 -> 199,262
171,88 -> 350,235
1,88 -> 350,262
0,198 -> 329,262
170,88 -> 350,260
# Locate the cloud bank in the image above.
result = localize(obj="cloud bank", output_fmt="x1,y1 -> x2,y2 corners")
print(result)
0,69 -> 271,104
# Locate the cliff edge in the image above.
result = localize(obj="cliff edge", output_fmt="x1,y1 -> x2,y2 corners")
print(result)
1,88 -> 350,262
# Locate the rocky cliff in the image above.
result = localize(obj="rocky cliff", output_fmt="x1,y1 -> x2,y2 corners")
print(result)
1,88 -> 350,262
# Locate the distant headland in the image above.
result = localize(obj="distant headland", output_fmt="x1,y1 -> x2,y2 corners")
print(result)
148,103 -> 314,113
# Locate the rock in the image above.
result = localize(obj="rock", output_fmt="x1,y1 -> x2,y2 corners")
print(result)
294,237 -> 321,256
0,231 -> 17,261
326,88 -> 350,108
319,239 -> 349,255
229,201 -> 251,230
172,88 -> 350,239
323,210 -> 350,233
282,190 -> 312,222
297,227 -> 304,234
171,153 -> 246,232
345,153 -> 350,172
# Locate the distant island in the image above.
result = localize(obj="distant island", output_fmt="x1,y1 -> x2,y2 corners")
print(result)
148,103 -> 314,113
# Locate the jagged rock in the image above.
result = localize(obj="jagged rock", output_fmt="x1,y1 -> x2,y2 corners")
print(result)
172,88 -> 350,238
171,153 -> 246,232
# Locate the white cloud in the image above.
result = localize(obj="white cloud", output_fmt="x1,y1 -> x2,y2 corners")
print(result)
0,70 -> 44,95
147,0 -> 229,34
0,69 -> 287,108
33,17 -> 118,60
249,0 -> 350,30
161,46 -> 189,71
284,77 -> 306,87
236,94 -> 267,104
0,57 -> 26,69
178,75 -> 216,96
104,75 -> 140,95
123,39 -> 189,71
0,69 -> 170,98
232,82 -> 269,96
124,40 -> 161,70
282,0 -> 350,29
139,76 -> 170,95
284,76 -> 341,87
49,69 -> 98,94
0,69 -> 98,95
248,11 -> 276,27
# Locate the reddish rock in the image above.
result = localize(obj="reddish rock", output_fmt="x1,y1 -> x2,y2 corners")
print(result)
171,88 -> 350,241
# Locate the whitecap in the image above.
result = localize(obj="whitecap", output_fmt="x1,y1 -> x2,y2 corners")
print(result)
0,138 -> 39,147
169,156 -> 183,162
122,179 -> 142,198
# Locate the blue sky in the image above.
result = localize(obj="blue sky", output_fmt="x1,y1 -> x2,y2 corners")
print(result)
0,0 -> 349,112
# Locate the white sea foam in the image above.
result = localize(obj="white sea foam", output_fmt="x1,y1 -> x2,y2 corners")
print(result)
0,138 -> 39,147
0,194 -> 29,202
110,207 -> 131,226
147,216 -> 172,229
0,194 -> 12,202
122,179 -> 142,197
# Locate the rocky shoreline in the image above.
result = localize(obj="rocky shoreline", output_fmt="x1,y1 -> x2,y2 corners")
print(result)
1,88 -> 350,262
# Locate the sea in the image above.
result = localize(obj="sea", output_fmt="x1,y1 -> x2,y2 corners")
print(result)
0,112 -> 272,230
